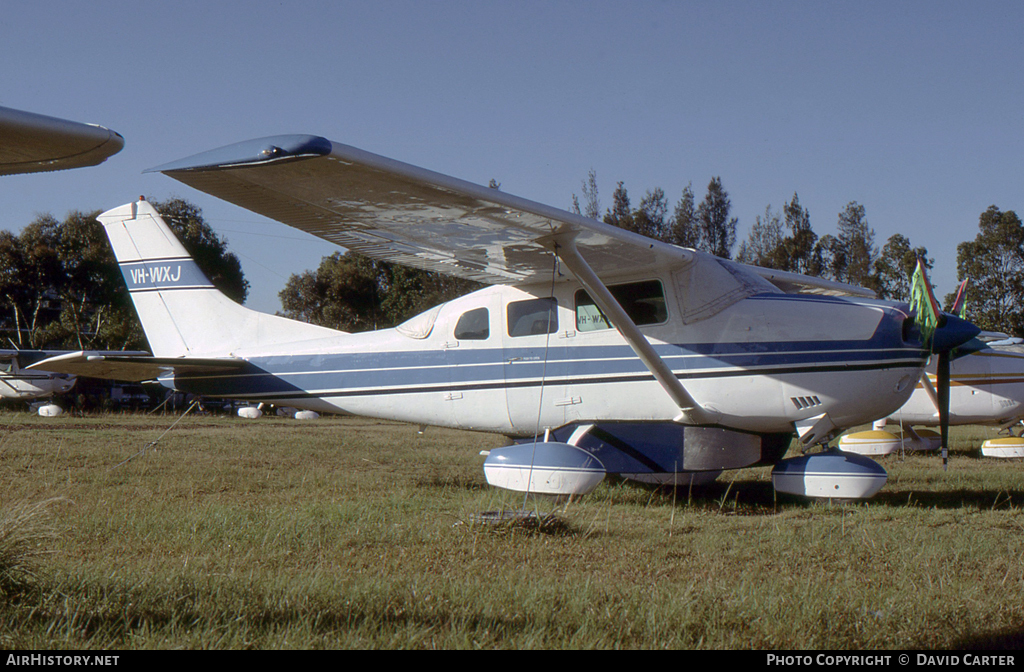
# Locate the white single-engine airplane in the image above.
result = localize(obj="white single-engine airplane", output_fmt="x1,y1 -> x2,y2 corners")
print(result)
843,334 -> 1024,459
839,278 -> 1024,460
31,135 -> 980,498
0,351 -> 77,401
891,336 -> 1024,428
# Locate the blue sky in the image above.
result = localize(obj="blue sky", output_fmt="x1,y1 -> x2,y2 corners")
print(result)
2,1 -> 1021,313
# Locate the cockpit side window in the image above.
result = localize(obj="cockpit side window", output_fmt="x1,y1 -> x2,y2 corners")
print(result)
575,280 -> 667,332
454,307 -> 490,340
507,298 -> 558,337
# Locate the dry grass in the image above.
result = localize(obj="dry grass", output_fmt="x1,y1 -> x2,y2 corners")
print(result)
0,409 -> 1022,649
0,497 -> 65,596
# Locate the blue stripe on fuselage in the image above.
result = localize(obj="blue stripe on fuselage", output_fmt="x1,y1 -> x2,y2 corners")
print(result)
166,293 -> 922,399
169,334 -> 926,400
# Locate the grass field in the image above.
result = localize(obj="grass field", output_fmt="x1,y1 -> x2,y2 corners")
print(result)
0,409 -> 1022,649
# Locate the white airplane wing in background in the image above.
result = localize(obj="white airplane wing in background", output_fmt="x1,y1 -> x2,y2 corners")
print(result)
146,134 -> 873,298
0,105 -> 124,176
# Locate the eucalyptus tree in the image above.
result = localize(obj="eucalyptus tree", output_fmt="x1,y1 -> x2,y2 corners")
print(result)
279,251 -> 482,332
737,205 -> 785,268
873,233 -> 932,302
696,177 -> 737,259
951,206 -> 1024,335
781,193 -> 817,275
669,183 -> 699,249
835,201 -> 877,288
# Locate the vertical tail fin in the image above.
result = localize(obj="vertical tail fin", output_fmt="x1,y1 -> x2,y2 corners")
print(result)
97,199 -> 341,358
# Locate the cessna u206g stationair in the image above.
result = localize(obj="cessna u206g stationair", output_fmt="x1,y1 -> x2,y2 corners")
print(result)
32,135 -> 979,498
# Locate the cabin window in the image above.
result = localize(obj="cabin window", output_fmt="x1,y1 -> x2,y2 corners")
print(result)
507,298 -> 558,337
454,307 -> 490,340
574,280 -> 667,332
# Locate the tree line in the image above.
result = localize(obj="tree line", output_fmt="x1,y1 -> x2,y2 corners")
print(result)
3,190 -> 1023,354
571,174 -> 1024,335
573,174 -> 932,303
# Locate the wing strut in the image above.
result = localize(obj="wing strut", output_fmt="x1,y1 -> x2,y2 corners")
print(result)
549,235 -> 713,426
917,363 -> 942,417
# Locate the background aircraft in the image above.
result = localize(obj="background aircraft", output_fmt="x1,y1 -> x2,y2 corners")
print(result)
0,350 -> 76,401
0,105 -> 123,176
842,334 -> 1024,458
31,136 -> 979,498
892,336 -> 1024,428
839,277 -> 1024,459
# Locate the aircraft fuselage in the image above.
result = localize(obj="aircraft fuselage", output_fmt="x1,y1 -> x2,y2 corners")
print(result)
163,275 -> 927,439
0,369 -> 75,400
890,343 -> 1024,427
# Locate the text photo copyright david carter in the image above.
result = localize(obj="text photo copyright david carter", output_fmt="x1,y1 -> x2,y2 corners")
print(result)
766,654 -> 1016,667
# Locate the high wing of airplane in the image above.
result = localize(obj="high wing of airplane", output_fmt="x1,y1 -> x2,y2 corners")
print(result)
30,135 -> 980,499
0,105 -> 124,176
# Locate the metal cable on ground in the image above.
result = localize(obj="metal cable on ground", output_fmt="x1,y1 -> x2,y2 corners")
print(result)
109,399 -> 200,471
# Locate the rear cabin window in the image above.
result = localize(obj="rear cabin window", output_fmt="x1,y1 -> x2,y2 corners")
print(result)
507,298 -> 558,337
575,280 -> 667,332
454,307 -> 489,340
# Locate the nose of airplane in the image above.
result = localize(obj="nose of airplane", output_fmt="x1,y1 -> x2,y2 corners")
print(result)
901,309 -> 980,355
930,313 -> 980,354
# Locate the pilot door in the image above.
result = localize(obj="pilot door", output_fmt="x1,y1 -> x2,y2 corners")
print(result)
500,295 -> 569,435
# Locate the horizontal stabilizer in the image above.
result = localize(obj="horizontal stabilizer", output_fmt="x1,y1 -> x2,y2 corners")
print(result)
27,351 -> 248,382
0,349 -> 145,367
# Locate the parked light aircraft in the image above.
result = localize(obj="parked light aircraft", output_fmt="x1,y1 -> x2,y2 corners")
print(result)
840,279 -> 1024,460
888,336 -> 1024,429
30,135 -> 980,497
0,351 -> 76,401
0,105 -> 123,175
842,335 -> 1024,458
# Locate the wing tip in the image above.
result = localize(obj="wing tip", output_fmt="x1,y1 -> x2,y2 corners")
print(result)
146,134 -> 332,174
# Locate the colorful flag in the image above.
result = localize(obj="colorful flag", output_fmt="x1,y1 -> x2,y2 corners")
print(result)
950,279 -> 968,320
909,258 -> 940,347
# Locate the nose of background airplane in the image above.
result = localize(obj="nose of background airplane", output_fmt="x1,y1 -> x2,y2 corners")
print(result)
928,312 -> 981,472
930,313 -> 981,354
